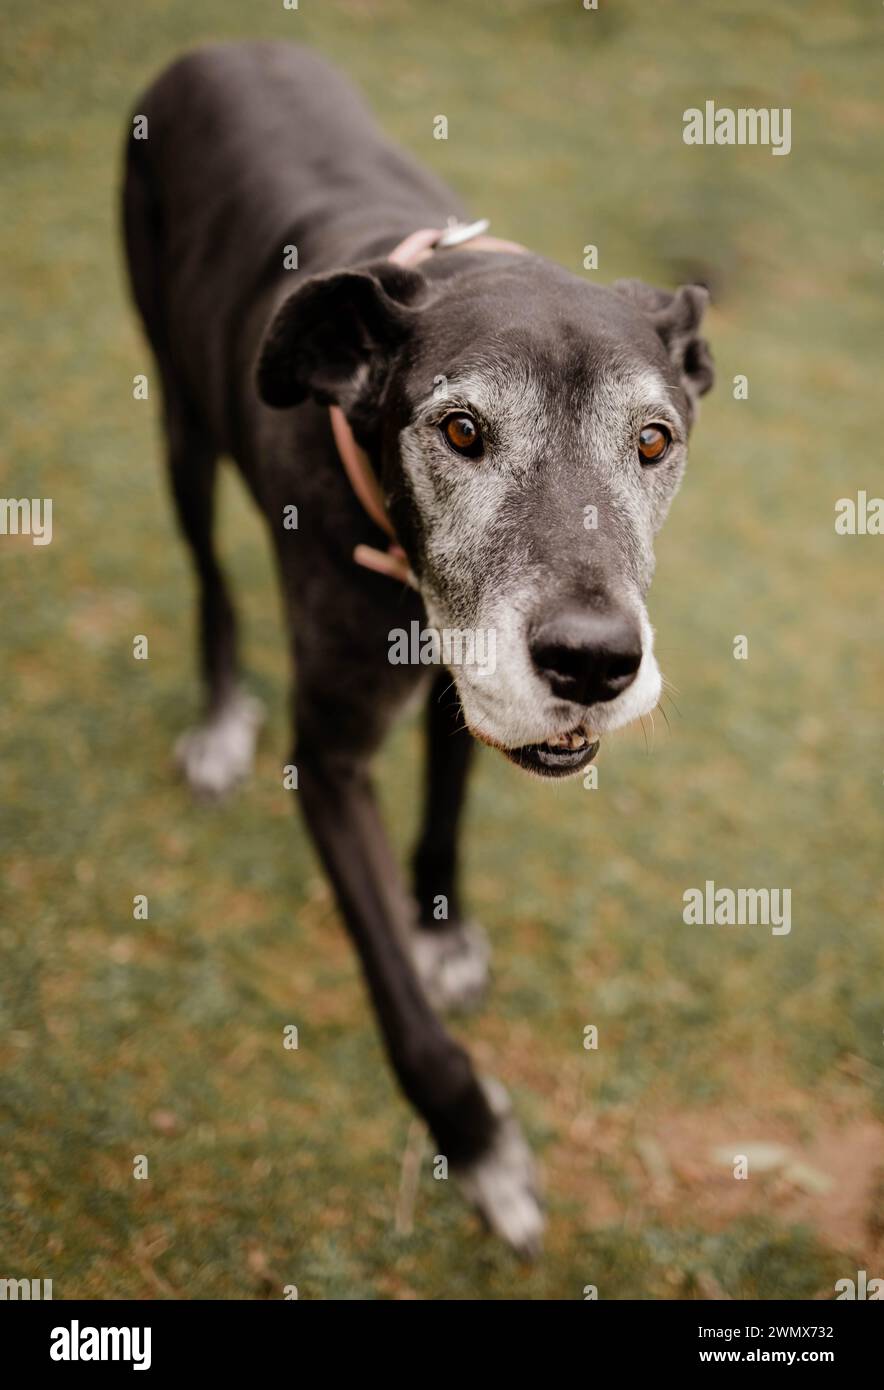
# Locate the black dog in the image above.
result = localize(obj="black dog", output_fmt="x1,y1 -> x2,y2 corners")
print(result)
123,40 -> 713,1254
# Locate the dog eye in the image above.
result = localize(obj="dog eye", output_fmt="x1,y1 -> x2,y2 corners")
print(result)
638,424 -> 671,464
440,413 -> 483,458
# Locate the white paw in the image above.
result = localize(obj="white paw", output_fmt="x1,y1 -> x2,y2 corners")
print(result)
455,1077 -> 545,1259
410,920 -> 491,1013
174,690 -> 265,798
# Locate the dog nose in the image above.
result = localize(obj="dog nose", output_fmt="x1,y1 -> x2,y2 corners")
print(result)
529,605 -> 643,706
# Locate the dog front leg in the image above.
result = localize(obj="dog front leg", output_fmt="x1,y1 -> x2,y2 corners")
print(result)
410,672 -> 491,1013
296,735 -> 543,1256
413,672 -> 474,925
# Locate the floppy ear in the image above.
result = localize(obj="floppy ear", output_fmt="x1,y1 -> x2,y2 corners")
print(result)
613,279 -> 715,412
256,262 -> 428,410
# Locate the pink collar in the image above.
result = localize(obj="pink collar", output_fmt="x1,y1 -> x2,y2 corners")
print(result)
329,220 -> 526,587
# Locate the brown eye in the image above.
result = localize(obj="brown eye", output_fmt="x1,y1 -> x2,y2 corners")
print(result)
638,424 -> 671,464
441,413 -> 483,457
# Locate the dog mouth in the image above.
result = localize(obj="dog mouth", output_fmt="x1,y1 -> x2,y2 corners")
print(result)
504,724 -> 600,778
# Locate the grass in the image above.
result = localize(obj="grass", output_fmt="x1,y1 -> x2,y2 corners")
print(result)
1,0 -> 882,1299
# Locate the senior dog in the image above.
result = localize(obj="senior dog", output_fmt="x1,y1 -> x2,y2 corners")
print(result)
123,40 -> 713,1254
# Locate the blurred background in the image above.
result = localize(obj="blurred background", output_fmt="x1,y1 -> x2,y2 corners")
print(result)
1,0 -> 882,1299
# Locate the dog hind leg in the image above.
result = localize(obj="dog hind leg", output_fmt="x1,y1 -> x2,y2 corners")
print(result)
123,146 -> 263,797
164,413 -> 264,798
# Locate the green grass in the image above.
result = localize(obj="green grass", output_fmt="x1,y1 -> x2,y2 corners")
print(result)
1,0 -> 882,1299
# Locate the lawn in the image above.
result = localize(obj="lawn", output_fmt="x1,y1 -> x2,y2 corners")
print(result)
1,0 -> 882,1299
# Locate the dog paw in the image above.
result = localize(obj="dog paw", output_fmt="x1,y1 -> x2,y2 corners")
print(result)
410,920 -> 491,1013
174,690 -> 265,798
454,1077 -> 544,1259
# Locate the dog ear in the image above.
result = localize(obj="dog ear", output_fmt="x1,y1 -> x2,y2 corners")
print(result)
256,263 -> 428,410
613,279 -> 715,411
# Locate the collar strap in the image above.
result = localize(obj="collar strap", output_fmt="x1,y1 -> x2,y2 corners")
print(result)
330,220 -> 526,587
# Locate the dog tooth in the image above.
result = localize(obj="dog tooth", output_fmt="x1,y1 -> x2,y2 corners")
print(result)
547,729 -> 589,750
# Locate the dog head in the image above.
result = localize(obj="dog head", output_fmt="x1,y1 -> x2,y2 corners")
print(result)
257,254 -> 713,776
